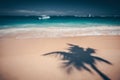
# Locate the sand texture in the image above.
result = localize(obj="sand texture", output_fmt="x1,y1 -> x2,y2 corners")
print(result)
0,36 -> 120,80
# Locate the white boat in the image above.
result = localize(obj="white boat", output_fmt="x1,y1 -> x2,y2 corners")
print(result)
88,14 -> 92,17
38,15 -> 50,20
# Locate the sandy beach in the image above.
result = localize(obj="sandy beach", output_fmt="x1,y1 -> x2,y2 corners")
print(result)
0,0 -> 120,79
0,35 -> 120,80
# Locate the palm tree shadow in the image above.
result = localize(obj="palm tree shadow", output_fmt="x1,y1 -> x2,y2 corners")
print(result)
43,43 -> 112,80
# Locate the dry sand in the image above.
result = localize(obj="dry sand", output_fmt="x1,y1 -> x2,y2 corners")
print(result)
0,36 -> 120,80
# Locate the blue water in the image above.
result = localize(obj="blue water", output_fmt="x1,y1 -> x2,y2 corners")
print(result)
0,16 -> 120,29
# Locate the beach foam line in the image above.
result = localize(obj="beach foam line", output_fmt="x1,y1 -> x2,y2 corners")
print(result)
0,27 -> 120,39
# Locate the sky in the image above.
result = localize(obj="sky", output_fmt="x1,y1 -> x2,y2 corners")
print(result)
0,0 -> 120,16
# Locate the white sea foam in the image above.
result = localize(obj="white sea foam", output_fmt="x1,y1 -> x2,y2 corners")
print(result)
0,26 -> 120,39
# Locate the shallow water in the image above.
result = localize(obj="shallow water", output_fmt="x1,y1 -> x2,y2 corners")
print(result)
0,16 -> 120,29
0,16 -> 120,38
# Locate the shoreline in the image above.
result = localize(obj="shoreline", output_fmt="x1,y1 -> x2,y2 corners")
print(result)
0,27 -> 120,39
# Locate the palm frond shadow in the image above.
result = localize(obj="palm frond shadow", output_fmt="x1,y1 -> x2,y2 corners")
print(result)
43,43 -> 112,80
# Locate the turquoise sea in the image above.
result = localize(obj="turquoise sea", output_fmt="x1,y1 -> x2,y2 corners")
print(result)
0,16 -> 120,38
0,16 -> 120,29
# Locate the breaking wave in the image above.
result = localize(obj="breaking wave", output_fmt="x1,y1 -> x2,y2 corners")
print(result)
0,26 -> 120,39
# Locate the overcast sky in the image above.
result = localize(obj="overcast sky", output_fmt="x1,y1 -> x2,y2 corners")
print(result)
0,0 -> 120,16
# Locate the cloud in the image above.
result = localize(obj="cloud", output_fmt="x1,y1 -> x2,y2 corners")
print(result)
14,10 -> 40,15
0,9 -> 79,16
12,9 -> 73,15
16,10 -> 36,13
18,10 -> 66,15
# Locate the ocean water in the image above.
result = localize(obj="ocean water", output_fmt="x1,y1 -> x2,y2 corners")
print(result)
0,16 -> 120,38
0,16 -> 120,29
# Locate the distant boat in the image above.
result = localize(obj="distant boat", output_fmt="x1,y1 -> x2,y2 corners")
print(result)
38,15 -> 50,20
88,14 -> 92,17
38,17 -> 42,20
